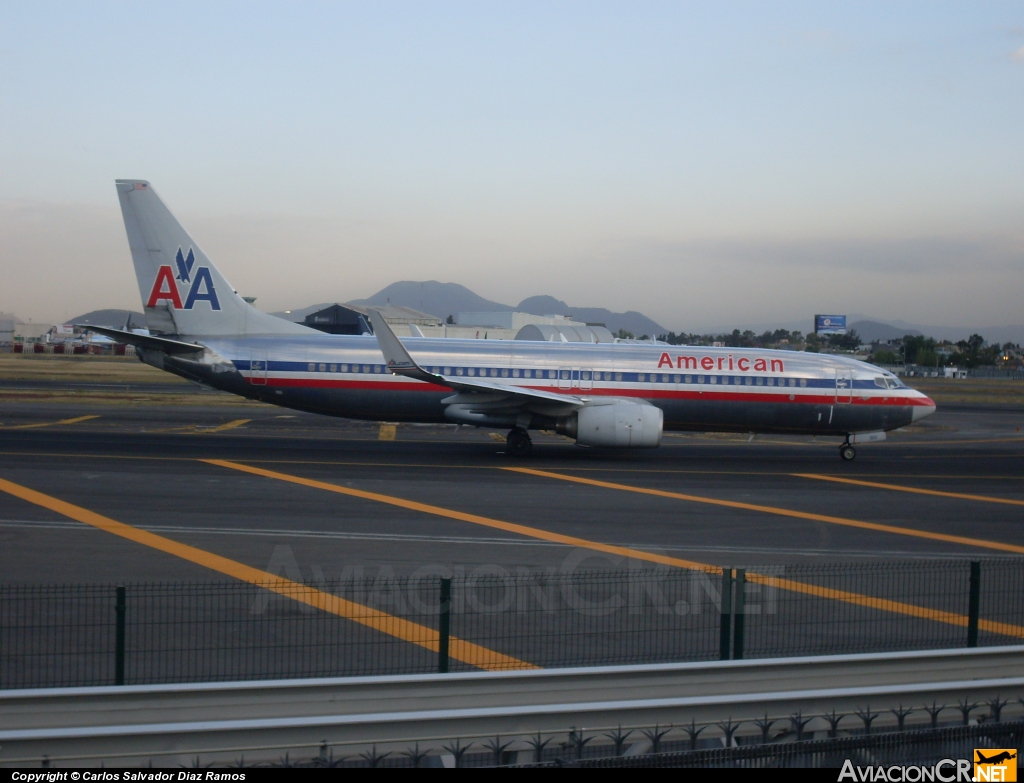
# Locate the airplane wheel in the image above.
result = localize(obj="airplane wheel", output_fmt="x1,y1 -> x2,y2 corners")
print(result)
506,428 -> 532,457
840,444 -> 856,461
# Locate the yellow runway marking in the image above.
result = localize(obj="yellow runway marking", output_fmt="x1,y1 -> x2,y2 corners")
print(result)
145,418 -> 252,435
378,423 -> 397,441
203,459 -> 721,573
4,451 -> 1024,483
0,476 -> 530,672
206,459 -> 1024,640
200,418 -> 251,433
796,473 -> 1024,508
2,415 -> 99,430
505,467 -> 1024,556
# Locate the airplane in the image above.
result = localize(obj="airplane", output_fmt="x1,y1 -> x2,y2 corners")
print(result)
82,180 -> 936,460
976,752 -> 1017,765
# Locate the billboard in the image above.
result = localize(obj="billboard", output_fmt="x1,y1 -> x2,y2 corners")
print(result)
815,314 -> 847,335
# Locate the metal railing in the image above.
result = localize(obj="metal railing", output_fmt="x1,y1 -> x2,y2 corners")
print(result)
1,558 -> 1022,689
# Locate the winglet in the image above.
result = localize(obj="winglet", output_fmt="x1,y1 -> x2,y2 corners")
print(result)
368,310 -> 427,377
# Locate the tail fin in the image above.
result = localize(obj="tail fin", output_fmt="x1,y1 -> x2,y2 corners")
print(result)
115,180 -> 313,337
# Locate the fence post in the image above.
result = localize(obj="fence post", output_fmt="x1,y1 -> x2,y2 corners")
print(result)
719,568 -> 733,661
438,577 -> 451,673
967,561 -> 980,648
114,585 -> 126,686
733,569 -> 745,661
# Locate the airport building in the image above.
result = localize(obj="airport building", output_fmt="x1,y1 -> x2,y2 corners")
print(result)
302,304 -> 615,342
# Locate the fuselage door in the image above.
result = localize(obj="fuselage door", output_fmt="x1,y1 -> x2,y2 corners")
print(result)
250,351 -> 268,386
558,368 -> 572,390
580,369 -> 594,391
835,369 -> 853,404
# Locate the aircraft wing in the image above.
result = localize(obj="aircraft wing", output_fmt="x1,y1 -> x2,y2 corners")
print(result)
74,325 -> 205,355
368,310 -> 584,410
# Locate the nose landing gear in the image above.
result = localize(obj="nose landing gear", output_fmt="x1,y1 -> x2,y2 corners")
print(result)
506,428 -> 532,457
840,440 -> 856,461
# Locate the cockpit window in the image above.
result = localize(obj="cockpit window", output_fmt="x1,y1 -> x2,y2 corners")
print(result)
875,376 -> 905,390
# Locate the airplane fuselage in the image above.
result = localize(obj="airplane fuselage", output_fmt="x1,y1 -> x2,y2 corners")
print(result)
143,333 -> 935,437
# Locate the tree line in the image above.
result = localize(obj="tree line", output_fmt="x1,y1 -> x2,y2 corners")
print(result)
650,329 -> 1021,369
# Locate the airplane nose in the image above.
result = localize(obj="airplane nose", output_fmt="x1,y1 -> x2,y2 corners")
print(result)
912,396 -> 936,422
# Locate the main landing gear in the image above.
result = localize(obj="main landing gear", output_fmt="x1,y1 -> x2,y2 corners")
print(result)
506,427 -> 532,457
839,440 -> 857,461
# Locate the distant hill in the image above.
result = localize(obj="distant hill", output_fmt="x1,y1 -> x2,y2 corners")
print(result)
849,320 -> 922,343
516,296 -> 666,337
349,281 -> 510,320
275,281 -> 667,336
67,309 -> 145,329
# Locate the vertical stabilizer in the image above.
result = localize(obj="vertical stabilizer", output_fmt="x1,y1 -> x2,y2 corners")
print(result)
114,180 -> 313,337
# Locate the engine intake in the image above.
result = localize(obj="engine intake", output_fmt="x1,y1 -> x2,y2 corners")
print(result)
557,403 -> 663,448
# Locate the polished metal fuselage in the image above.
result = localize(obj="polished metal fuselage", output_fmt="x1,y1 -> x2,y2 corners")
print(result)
147,333 -> 934,436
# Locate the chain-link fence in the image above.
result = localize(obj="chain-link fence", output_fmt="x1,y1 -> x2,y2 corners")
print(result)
2,558 -> 1021,689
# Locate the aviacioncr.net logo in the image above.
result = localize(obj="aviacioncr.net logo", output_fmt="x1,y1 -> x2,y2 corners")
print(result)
146,248 -> 221,311
839,758 -> 973,782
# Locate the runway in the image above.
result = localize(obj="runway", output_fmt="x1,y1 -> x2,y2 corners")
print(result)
1,394 -> 1022,585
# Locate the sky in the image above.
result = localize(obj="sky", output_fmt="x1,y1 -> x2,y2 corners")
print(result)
1,1 -> 1022,332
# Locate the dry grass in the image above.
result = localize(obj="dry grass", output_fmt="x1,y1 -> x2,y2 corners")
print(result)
0,354 -> 266,407
908,378 -> 1024,407
0,354 -> 187,384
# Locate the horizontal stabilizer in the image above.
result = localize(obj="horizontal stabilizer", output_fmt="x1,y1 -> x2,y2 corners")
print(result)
74,325 -> 205,355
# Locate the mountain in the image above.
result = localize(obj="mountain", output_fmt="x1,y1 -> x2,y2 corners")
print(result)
66,309 -> 145,329
274,281 -> 668,336
349,281 -> 511,321
516,296 -> 666,337
849,320 -> 922,343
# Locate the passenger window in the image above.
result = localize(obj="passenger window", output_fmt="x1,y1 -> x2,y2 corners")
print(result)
308,363 -> 315,372
456,367 -> 464,376
330,364 -> 336,372
745,377 -> 752,386
615,372 -> 623,381
697,375 -> 704,384
490,368 -> 498,377
362,365 -> 370,373
341,364 -> 349,372
582,371 -> 591,380
502,369 -> 509,377
524,369 -> 532,378
319,363 -> 326,372
756,377 -> 763,386
767,377 -> 774,386
443,367 -> 452,375
638,373 -> 646,382
800,378 -> 807,387
683,375 -> 691,384
549,370 -> 557,379
710,376 -> 717,384
468,368 -> 476,376
789,378 -> 796,387
512,369 -> 519,377
375,365 -> 382,373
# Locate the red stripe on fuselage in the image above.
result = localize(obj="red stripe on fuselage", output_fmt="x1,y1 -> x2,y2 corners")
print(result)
250,376 -> 932,406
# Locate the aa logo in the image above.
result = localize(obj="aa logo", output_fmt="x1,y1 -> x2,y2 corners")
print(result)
146,248 -> 221,311
974,749 -> 1017,782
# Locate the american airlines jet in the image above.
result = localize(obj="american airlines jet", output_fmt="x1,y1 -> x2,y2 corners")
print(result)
86,180 -> 936,461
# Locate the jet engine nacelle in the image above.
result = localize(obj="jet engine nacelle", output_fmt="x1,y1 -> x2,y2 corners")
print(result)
557,402 -> 663,448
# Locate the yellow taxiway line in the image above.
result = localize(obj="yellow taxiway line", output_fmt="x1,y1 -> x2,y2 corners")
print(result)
506,467 -> 1024,556
795,473 -> 1024,508
2,415 -> 99,430
206,459 -> 1024,640
0,476 -> 531,671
